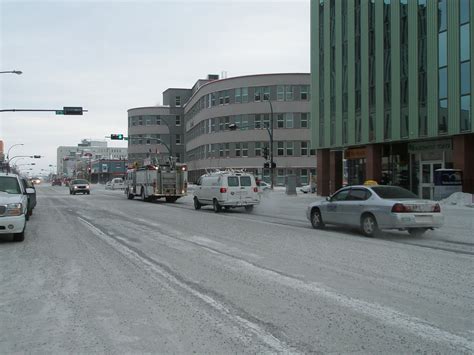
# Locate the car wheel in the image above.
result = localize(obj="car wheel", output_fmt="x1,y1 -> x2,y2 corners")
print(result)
13,229 -> 25,242
126,189 -> 134,200
213,199 -> 221,213
311,208 -> 325,229
244,205 -> 254,212
361,214 -> 379,237
408,228 -> 428,236
87,192 -> 90,195
69,190 -> 72,195
193,197 -> 201,210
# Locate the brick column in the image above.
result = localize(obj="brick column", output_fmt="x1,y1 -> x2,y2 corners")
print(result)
453,133 -> 474,194
329,151 -> 343,194
366,144 -> 383,183
317,149 -> 330,196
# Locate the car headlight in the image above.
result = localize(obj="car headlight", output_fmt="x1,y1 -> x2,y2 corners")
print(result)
86,185 -> 90,189
6,203 -> 22,216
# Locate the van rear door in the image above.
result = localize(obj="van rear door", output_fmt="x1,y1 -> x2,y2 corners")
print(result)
239,175 -> 258,204
226,176 -> 241,204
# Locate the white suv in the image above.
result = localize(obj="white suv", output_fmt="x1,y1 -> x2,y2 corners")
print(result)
0,173 -> 33,242
193,170 -> 260,213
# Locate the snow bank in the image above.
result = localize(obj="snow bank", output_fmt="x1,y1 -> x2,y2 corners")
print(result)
439,192 -> 474,208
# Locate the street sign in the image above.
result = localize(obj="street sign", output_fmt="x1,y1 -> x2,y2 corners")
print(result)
55,110 -> 64,115
63,107 -> 83,115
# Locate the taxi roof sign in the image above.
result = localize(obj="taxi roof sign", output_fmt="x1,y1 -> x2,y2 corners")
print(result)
363,180 -> 378,186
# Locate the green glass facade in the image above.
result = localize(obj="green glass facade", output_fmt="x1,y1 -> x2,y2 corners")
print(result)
311,0 -> 474,196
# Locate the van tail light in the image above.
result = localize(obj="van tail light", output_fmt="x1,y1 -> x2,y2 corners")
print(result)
433,203 -> 441,213
391,203 -> 407,213
253,187 -> 258,192
220,187 -> 227,193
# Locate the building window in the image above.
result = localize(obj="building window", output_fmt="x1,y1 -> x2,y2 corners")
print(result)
301,113 -> 309,128
224,90 -> 230,104
285,113 -> 294,128
225,143 -> 230,157
285,86 -> 294,101
277,114 -> 284,128
263,114 -> 270,128
175,115 -> 181,126
301,141 -> 308,156
254,87 -> 262,102
219,91 -> 224,105
286,142 -> 294,156
255,142 -> 262,156
235,88 -> 241,103
277,142 -> 284,156
242,143 -> 248,157
300,85 -> 309,100
175,96 -> 181,106
241,87 -> 248,103
175,135 -> 181,144
300,169 -> 308,184
255,114 -> 262,129
277,85 -> 284,101
235,143 -> 241,157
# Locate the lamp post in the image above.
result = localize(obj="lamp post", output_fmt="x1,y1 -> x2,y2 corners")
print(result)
0,70 -> 22,75
6,143 -> 24,160
158,117 -> 173,158
264,95 -> 275,190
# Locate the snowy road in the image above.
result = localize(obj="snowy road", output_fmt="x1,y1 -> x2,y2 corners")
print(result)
1,185 -> 473,353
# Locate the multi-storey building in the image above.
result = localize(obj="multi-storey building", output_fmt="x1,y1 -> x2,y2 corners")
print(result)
127,88 -> 191,165
311,0 -> 473,197
57,139 -> 127,177
128,73 -> 314,185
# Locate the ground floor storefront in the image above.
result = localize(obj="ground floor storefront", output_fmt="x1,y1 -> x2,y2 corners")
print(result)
317,133 -> 474,198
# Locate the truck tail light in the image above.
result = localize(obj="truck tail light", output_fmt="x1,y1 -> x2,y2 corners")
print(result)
253,187 -> 258,192
220,187 -> 227,193
433,203 -> 441,213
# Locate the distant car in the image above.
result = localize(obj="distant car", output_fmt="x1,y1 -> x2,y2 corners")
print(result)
31,177 -> 41,185
51,178 -> 62,186
105,181 -> 112,190
300,184 -> 316,193
20,177 -> 37,217
110,177 -> 125,190
258,181 -> 271,191
306,185 -> 444,237
69,179 -> 90,195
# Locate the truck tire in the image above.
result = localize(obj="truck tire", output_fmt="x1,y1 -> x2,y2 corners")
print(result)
213,199 -> 221,213
126,188 -> 134,200
13,229 -> 25,242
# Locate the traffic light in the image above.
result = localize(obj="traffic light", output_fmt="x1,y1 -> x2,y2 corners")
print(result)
110,134 -> 124,140
263,146 -> 269,160
63,107 -> 83,115
263,162 -> 269,169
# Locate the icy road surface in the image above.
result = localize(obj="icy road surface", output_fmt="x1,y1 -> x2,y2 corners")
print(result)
1,185 -> 473,353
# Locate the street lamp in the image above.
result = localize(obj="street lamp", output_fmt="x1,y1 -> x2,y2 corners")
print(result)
6,143 -> 24,160
263,95 -> 275,190
0,70 -> 22,75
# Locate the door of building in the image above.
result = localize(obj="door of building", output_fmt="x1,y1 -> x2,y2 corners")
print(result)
420,161 -> 443,199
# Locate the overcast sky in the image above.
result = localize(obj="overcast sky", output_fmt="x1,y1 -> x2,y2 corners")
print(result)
0,0 -> 309,176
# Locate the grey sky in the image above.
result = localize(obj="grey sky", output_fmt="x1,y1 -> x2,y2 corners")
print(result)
0,0 -> 309,175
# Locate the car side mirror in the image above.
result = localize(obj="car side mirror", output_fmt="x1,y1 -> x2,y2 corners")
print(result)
25,188 -> 35,194
326,196 -> 331,202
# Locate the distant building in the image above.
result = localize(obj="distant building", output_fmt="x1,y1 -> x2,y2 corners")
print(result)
128,73 -> 314,185
57,139 -> 127,178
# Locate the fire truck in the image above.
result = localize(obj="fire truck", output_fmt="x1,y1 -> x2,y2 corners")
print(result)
125,162 -> 187,202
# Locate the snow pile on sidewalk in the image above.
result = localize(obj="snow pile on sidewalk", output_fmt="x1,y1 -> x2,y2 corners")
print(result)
439,192 -> 474,207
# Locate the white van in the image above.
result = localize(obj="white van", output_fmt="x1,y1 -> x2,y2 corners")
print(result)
193,170 -> 260,213
110,177 -> 125,190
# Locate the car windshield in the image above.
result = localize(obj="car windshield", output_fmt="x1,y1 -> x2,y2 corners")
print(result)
371,186 -> 418,199
73,179 -> 89,184
0,177 -> 22,194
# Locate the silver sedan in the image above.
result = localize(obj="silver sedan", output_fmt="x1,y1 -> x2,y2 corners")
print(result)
306,185 -> 444,237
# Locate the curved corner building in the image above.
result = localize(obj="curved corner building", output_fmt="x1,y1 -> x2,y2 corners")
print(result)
184,73 -> 314,184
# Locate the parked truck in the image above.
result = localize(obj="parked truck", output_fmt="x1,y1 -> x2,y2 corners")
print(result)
125,162 -> 187,202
